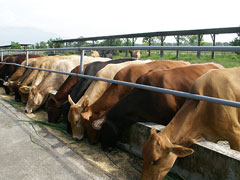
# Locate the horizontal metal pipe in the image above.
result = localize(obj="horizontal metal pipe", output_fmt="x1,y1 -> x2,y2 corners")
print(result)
1,61 -> 240,108
1,46 -> 240,52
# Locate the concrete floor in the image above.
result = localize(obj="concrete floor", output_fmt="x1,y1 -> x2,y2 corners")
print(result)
0,98 -> 112,180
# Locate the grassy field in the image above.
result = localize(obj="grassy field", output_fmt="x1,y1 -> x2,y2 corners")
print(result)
113,51 -> 240,68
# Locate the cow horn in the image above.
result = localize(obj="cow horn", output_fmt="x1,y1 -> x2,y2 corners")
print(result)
150,127 -> 157,135
68,95 -> 75,106
83,95 -> 89,107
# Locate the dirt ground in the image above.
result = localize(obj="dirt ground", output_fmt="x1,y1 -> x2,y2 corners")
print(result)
0,88 -> 142,180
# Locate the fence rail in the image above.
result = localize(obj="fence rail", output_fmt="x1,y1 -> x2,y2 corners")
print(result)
1,46 -> 240,52
0,46 -> 240,109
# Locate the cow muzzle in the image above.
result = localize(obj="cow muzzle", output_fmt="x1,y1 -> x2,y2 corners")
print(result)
73,134 -> 84,141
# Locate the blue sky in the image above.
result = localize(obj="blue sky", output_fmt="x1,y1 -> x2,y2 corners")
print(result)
0,0 -> 239,43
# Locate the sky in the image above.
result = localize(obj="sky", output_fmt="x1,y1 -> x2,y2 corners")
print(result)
0,0 -> 239,45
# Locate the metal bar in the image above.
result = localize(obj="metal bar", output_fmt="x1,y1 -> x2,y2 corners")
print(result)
2,46 -> 240,52
51,27 -> 240,43
1,61 -> 240,108
174,35 -> 180,59
148,38 -> 151,57
197,34 -> 203,59
1,51 -> 3,62
211,34 -> 216,59
80,50 -> 84,74
26,51 -> 29,66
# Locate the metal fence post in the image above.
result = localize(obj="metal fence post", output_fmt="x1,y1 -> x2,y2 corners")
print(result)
1,51 -> 3,62
80,50 -> 85,74
26,51 -> 29,66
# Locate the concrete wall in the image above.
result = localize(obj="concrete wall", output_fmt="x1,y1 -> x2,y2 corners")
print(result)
118,122 -> 240,180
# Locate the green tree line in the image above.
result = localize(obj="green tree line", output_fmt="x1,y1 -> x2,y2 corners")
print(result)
9,34 -> 239,51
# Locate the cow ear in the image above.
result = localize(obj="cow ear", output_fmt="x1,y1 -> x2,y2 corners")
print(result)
171,144 -> 194,157
92,117 -> 105,130
80,107 -> 92,120
82,95 -> 89,107
150,127 -> 157,135
19,86 -> 31,93
68,95 -> 75,106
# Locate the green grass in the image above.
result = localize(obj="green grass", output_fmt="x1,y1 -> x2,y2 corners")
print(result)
3,99 -> 25,107
113,51 -> 240,68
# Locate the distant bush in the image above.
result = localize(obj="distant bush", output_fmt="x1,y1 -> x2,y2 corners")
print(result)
230,33 -> 240,55
11,41 -> 22,49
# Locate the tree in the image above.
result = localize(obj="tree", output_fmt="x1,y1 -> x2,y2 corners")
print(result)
47,37 -> 65,48
179,35 -> 205,46
11,41 -> 22,49
142,37 -> 157,45
230,33 -> 240,54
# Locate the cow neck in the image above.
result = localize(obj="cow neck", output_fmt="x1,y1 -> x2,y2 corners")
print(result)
161,100 -> 204,147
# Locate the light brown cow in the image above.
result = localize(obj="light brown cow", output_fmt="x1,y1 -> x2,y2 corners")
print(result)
141,67 -> 240,180
129,50 -> 141,59
18,56 -> 70,103
25,56 -> 110,113
91,50 -> 100,57
5,58 -> 40,94
68,60 -> 151,140
8,55 -> 70,96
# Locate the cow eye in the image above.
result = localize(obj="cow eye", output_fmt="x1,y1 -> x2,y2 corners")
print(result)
152,158 -> 161,166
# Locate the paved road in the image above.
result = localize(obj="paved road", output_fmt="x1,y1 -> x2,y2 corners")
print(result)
0,98 -> 111,180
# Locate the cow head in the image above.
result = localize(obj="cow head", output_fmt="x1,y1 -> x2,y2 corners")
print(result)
25,86 -> 43,113
19,86 -> 31,104
68,95 -> 90,140
91,50 -> 100,57
46,97 -> 62,123
80,109 -> 106,144
141,128 -> 194,180
4,80 -> 15,94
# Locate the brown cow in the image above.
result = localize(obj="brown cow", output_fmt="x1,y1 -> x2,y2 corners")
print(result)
79,60 -> 190,144
141,67 -> 240,180
99,63 -> 224,149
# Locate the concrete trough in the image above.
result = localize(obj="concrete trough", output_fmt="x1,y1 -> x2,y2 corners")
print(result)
118,122 -> 240,180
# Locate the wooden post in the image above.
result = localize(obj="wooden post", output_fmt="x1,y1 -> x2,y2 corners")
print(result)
211,34 -> 216,59
174,35 -> 180,59
160,36 -> 166,58
92,40 -> 95,46
197,34 -> 203,59
148,37 -> 151,56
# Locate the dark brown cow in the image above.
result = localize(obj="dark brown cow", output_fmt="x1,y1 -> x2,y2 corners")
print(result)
79,60 -> 190,144
46,64 -> 86,124
100,63 -> 224,149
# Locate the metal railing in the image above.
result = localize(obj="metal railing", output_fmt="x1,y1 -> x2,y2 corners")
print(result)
1,46 -> 240,108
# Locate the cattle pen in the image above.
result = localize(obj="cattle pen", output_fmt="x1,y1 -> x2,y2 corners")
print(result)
1,45 -> 240,179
